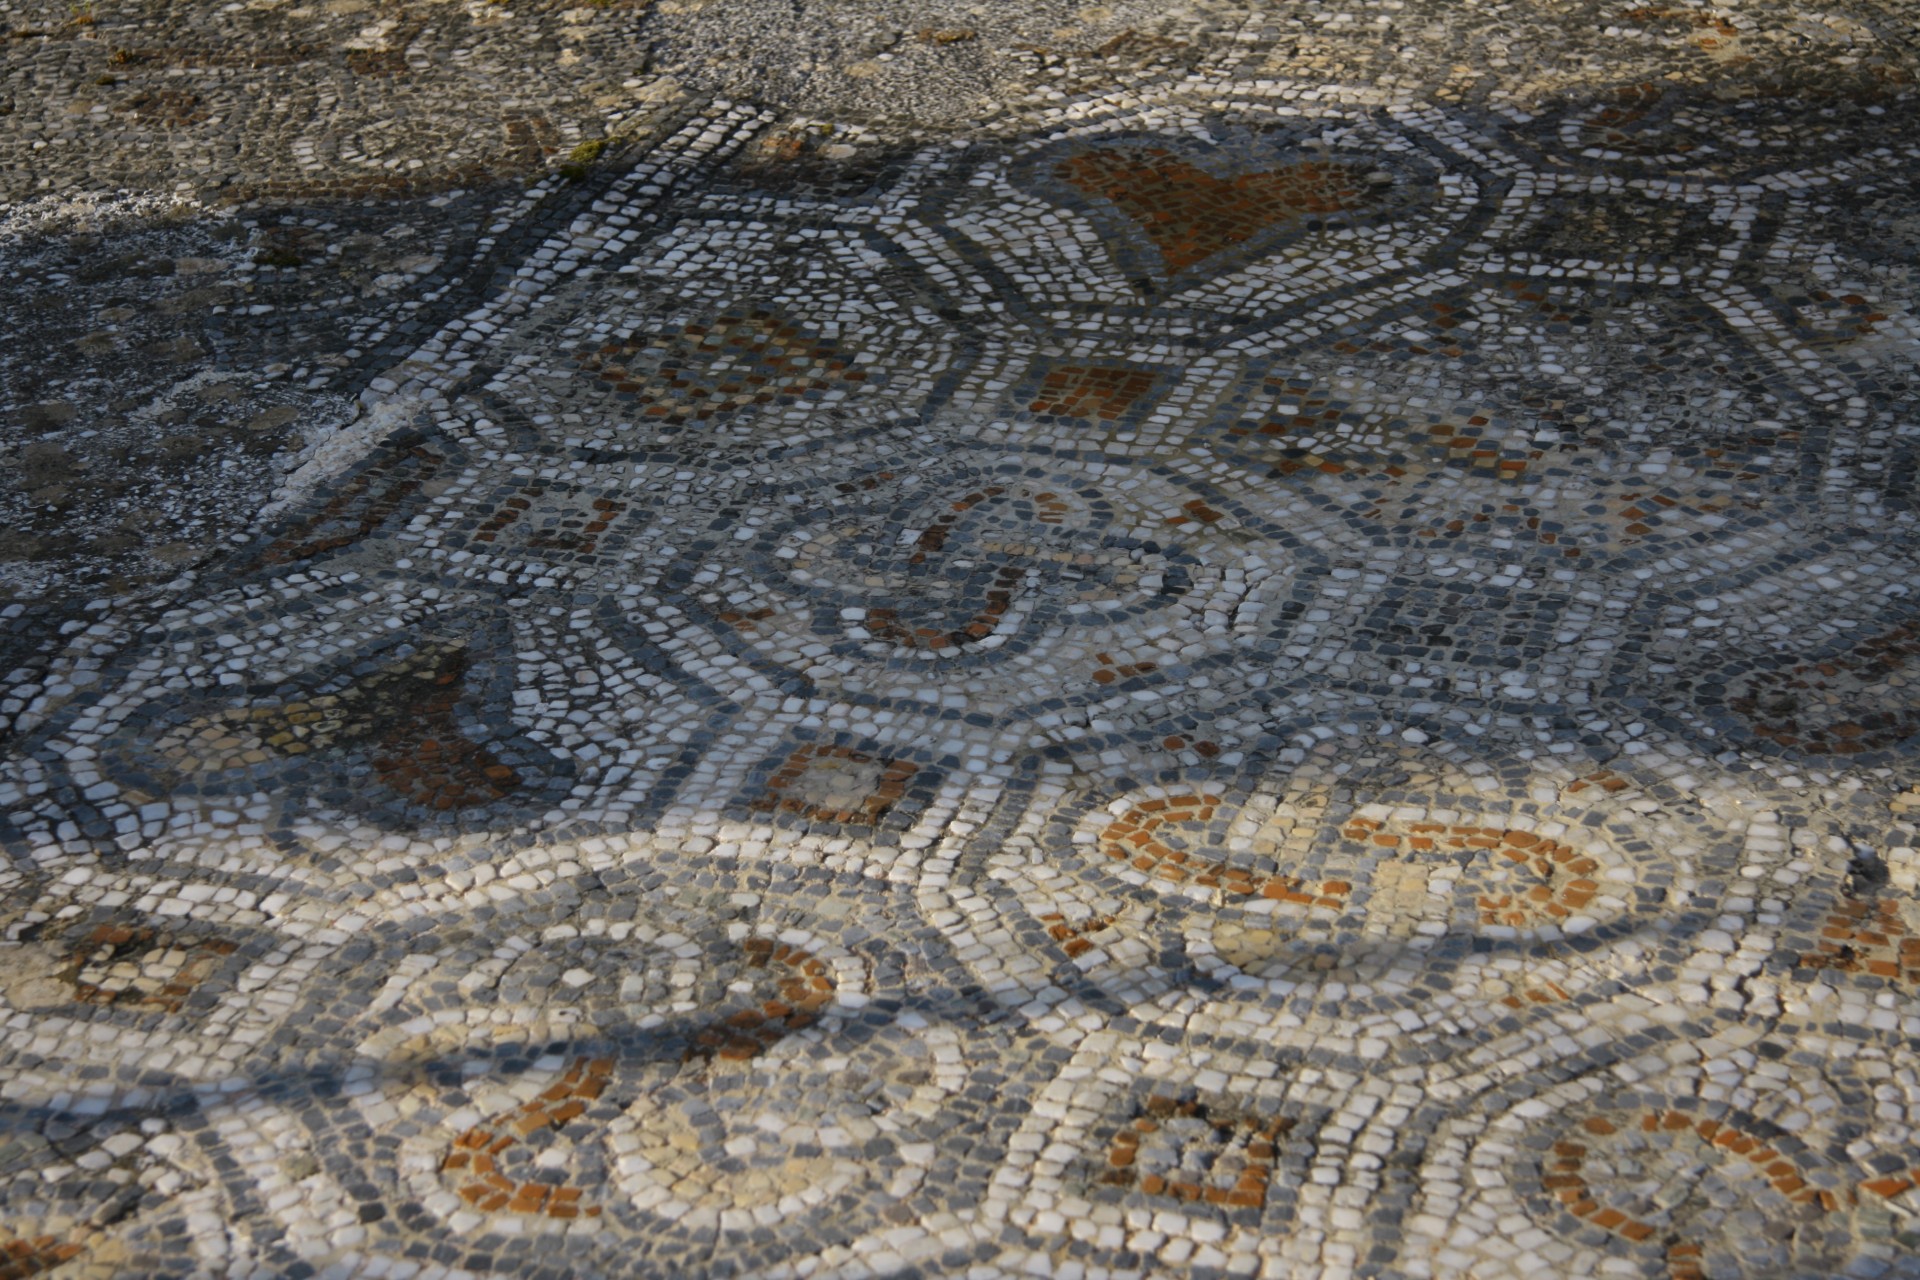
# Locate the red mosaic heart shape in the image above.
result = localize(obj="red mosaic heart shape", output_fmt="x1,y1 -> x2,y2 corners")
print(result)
1054,146 -> 1387,278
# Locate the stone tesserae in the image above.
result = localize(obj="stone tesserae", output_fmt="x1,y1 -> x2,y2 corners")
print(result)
2,4 -> 1919,1278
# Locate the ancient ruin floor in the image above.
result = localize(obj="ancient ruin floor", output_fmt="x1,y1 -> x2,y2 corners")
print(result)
3,2 -> 1920,1276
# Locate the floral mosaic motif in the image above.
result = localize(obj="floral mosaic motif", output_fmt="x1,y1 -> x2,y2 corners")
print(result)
468,483 -> 627,558
1568,82 -> 1675,156
441,1057 -> 613,1219
861,483 -> 1034,651
574,308 -> 868,426
1095,1095 -> 1298,1210
854,480 -> 1095,652
992,772 -> 1693,1040
366,649 -> 522,810
1098,792 -> 1351,907
706,461 -> 1220,696
1544,1110 -> 1840,1278
147,644 -> 520,810
750,743 -> 921,827
1340,817 -> 1610,931
684,939 -> 838,1062
62,923 -> 237,1014
1025,363 -> 1162,423
1444,1023 -> 1920,1280
139,642 -> 513,803
1225,372 -> 1537,481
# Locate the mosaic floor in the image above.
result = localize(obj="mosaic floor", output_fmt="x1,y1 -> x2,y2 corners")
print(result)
5,4 -> 1920,1278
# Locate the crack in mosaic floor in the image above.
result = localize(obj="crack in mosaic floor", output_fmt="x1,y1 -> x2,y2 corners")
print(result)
4,35 -> 1920,1280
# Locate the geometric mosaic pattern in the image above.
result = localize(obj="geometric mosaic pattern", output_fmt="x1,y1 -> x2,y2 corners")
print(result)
4,49 -> 1920,1280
